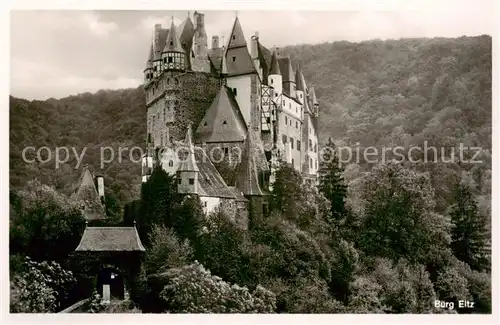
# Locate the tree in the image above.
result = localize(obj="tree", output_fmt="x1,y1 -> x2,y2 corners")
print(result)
9,180 -> 86,263
358,163 -> 452,265
145,225 -> 194,274
449,182 -> 490,271
137,164 -> 179,246
318,138 -> 348,225
269,162 -> 304,221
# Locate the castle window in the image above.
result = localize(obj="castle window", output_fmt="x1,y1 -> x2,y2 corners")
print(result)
314,144 -> 317,153
316,160 -> 318,169
285,116 -> 287,124
282,100 -> 285,105
296,121 -> 298,128
222,120 -> 227,125
290,137 -> 294,149
233,88 -> 237,96
271,79 -> 273,84
309,139 -> 312,149
170,41 -> 173,46
232,35 -> 236,40
290,120 -> 292,126
169,160 -> 173,167
168,57 -> 173,63
224,147 -> 229,155
297,140 -> 301,151
189,178 -> 195,185
266,117 -> 271,123
178,178 -> 182,184
275,93 -> 278,97
204,201 -> 208,208
204,121 -> 208,126
232,56 -> 236,62
282,135 -> 287,143
292,158 -> 294,166
310,158 -> 312,168
289,103 -> 291,109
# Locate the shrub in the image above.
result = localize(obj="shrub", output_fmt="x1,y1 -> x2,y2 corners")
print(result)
159,262 -> 276,313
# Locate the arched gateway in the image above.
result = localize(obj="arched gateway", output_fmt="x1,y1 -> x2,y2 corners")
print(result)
74,224 -> 146,302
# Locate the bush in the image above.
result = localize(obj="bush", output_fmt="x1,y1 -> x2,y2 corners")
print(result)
159,262 -> 276,313
10,257 -> 76,313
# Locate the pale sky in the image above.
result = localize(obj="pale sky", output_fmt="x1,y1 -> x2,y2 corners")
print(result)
10,3 -> 496,100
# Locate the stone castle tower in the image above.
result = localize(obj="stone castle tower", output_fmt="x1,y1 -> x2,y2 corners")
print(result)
141,12 -> 320,225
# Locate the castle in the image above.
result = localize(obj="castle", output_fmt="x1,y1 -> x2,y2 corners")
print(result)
141,11 -> 320,225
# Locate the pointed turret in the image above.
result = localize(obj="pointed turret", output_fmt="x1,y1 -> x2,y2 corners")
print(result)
295,65 -> 305,92
178,123 -> 199,172
295,64 -> 306,104
309,86 -> 319,115
268,51 -> 283,101
162,18 -> 186,71
70,165 -> 106,220
220,45 -> 228,76
144,42 -> 154,84
225,17 -> 255,76
269,52 -> 281,75
277,55 -> 296,97
235,130 -> 263,196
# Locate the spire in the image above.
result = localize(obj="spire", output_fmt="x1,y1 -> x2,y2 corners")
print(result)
235,130 -> 263,196
220,45 -> 228,76
269,51 -> 281,75
310,86 -> 318,105
163,18 -> 185,53
227,16 -> 247,49
295,64 -> 305,91
145,42 -> 153,70
178,122 -> 199,172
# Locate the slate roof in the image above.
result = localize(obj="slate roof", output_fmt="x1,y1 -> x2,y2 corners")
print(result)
208,47 -> 224,74
195,85 -> 247,143
75,226 -> 145,252
257,42 -> 272,84
295,65 -> 306,91
164,20 -> 184,53
145,43 -> 153,70
310,86 -> 318,105
225,17 -> 255,76
70,165 -> 105,221
227,17 -> 247,49
234,130 -> 267,196
228,186 -> 248,202
178,124 -> 199,172
278,57 -> 295,83
268,51 -> 281,76
154,28 -> 169,60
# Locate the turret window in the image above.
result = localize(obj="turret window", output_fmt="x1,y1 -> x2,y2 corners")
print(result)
189,178 -> 195,185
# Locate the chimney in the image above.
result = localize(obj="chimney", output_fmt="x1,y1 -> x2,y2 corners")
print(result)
96,176 -> 105,204
212,36 -> 219,49
250,32 -> 259,60
196,12 -> 204,28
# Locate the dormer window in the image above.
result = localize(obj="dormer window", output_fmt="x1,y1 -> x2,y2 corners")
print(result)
232,35 -> 236,40
222,120 -> 227,125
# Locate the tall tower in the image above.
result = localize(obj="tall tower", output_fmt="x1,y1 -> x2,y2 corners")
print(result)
177,123 -> 199,194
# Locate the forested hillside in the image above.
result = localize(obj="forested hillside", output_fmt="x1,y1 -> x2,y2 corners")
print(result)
10,35 -> 491,215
